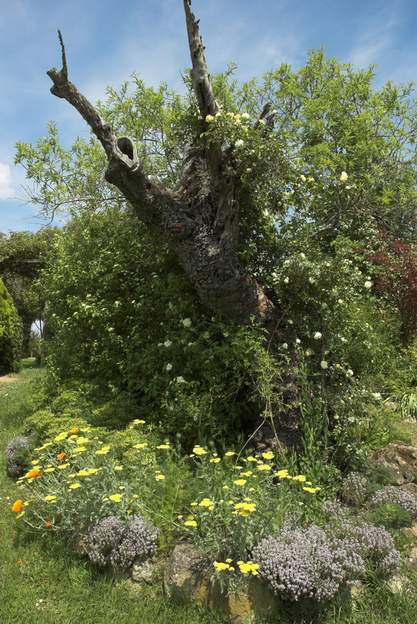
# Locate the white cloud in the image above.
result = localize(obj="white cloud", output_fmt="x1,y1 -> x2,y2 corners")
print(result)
349,16 -> 397,69
0,162 -> 14,200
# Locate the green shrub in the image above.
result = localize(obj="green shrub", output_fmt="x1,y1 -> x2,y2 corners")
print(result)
0,277 -> 22,373
38,208 -> 281,443
368,503 -> 413,529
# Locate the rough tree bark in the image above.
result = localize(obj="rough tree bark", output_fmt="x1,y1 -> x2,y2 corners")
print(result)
47,1 -> 300,447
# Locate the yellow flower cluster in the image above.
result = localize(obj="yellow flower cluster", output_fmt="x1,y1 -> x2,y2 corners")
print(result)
233,501 -> 256,517
183,515 -> 197,528
198,498 -> 214,511
213,560 -> 235,572
192,445 -> 207,456
75,468 -> 100,477
213,559 -> 259,576
237,561 -> 259,576
108,493 -> 123,503
95,445 -> 111,455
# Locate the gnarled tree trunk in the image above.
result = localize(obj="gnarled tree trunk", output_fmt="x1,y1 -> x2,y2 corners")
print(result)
47,2 -> 277,326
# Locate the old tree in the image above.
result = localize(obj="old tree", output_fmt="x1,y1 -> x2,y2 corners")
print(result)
17,0 -> 417,452
47,4 -> 278,326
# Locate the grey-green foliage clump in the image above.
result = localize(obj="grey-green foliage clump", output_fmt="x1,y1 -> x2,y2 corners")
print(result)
252,521 -> 400,604
85,515 -> 159,571
0,277 -> 22,374
370,485 -> 417,517
340,472 -> 370,506
5,434 -> 32,479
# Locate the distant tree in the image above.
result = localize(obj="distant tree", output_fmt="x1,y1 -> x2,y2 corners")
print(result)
0,277 -> 22,373
0,229 -> 56,355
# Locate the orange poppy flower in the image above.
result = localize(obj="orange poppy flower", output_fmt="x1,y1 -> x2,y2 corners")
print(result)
11,500 -> 24,513
26,468 -> 41,479
56,452 -> 66,461
44,520 -> 53,529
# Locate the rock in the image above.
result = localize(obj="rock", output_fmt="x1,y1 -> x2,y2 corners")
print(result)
401,522 -> 417,540
408,546 -> 417,567
131,559 -> 155,583
371,444 -> 417,485
400,483 -> 417,497
208,578 -> 281,624
225,591 -> 254,624
163,543 -> 207,604
386,574 -> 413,594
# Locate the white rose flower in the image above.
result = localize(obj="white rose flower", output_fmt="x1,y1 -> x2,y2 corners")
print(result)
235,139 -> 244,147
175,376 -> 186,384
283,277 -> 289,284
320,360 -> 328,370
347,369 -> 354,377
364,281 -> 372,290
313,332 -> 322,340
166,363 -> 173,372
182,318 -> 192,328
340,171 -> 348,183
164,340 -> 172,348
295,338 -> 301,345
282,343 -> 288,350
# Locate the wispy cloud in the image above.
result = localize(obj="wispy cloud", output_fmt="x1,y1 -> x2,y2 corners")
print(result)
0,162 -> 14,200
348,14 -> 398,69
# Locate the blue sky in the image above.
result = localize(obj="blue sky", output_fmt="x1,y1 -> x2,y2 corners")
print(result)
1,0 -> 417,232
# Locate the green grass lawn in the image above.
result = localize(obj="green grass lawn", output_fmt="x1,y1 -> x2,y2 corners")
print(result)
2,366 -> 417,624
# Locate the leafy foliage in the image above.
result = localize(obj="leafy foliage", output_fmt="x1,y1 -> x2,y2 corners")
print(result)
0,277 -> 22,373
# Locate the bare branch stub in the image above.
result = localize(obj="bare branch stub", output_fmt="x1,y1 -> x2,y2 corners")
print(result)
47,30 -> 115,158
183,0 -> 218,119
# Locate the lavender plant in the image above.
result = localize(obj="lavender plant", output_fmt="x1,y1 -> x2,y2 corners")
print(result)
346,523 -> 400,577
340,472 -> 369,506
370,486 -> 417,517
252,520 -> 400,603
6,435 -> 32,479
252,524 -> 364,603
85,514 -> 158,571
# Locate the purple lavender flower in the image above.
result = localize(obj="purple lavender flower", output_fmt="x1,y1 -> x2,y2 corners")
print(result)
85,515 -> 158,571
253,520 -> 400,602
5,435 -> 32,479
370,486 -> 417,518
252,524 -> 365,603
340,472 -> 369,506
347,523 -> 400,577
